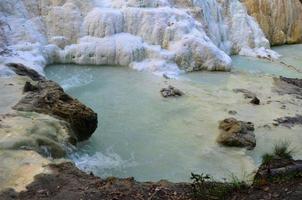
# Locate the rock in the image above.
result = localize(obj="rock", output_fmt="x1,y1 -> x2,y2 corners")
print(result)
255,158 -> 302,180
217,118 -> 256,149
243,0 -> 302,45
6,63 -> 44,81
273,115 -> 302,128
274,77 -> 302,98
233,88 -> 256,99
233,88 -> 261,105
160,85 -> 184,98
250,97 -> 260,105
163,74 -> 170,80
23,81 -> 38,92
280,76 -> 302,88
13,80 -> 98,141
228,110 -> 238,115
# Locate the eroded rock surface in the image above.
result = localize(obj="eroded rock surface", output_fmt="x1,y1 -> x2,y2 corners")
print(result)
243,0 -> 302,45
217,118 -> 256,149
13,80 -> 97,142
0,112 -> 73,158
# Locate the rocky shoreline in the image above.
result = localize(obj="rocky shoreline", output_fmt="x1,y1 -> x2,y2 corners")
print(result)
0,157 -> 301,200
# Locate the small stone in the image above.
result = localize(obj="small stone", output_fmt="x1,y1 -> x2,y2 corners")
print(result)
160,85 -> 184,98
163,74 -> 170,79
228,110 -> 237,115
250,97 -> 260,105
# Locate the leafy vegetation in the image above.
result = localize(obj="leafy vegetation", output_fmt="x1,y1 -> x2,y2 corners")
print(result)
190,173 -> 247,200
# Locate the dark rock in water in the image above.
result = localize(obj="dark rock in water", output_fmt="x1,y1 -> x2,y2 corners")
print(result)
23,81 -> 38,92
274,76 -> 302,97
161,85 -> 184,98
250,96 -> 260,105
6,63 -> 44,81
163,73 -> 170,79
228,110 -> 237,115
280,76 -> 302,88
233,88 -> 256,99
273,115 -> 302,128
233,88 -> 261,105
217,118 -> 256,149
13,80 -> 98,141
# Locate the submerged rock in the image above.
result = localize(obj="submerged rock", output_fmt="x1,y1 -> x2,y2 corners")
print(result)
280,76 -> 302,88
273,115 -> 302,128
160,85 -> 184,98
228,110 -> 238,115
274,76 -> 302,97
233,88 -> 256,99
13,80 -> 98,141
217,118 -> 256,149
233,88 -> 261,105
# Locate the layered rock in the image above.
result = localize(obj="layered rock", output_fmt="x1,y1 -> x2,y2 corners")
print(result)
243,0 -> 302,45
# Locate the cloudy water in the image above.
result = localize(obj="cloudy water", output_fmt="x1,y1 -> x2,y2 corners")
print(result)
45,45 -> 302,182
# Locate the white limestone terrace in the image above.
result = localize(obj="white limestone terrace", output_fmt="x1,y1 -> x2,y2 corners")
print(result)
0,0 -> 280,76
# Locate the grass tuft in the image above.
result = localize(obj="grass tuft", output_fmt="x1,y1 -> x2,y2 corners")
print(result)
261,141 -> 295,165
273,141 -> 294,159
190,173 -> 248,200
261,153 -> 275,165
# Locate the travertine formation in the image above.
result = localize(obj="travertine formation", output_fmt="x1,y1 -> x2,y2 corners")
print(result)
1,0 -> 295,76
243,0 -> 302,45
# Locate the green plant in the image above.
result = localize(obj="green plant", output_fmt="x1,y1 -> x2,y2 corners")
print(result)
190,173 -> 233,200
261,141 -> 295,165
229,173 -> 248,191
261,153 -> 274,165
273,141 -> 294,159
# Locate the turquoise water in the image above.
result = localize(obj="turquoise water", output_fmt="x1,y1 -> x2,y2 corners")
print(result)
231,45 -> 302,79
45,45 -> 302,182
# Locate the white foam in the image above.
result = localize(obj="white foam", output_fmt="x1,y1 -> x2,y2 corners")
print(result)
71,149 -> 137,177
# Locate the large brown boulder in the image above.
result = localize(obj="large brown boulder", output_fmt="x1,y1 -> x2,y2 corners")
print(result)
6,63 -> 98,142
13,80 -> 97,142
217,118 -> 256,149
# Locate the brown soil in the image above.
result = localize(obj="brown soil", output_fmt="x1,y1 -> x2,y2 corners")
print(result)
0,162 -> 301,200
